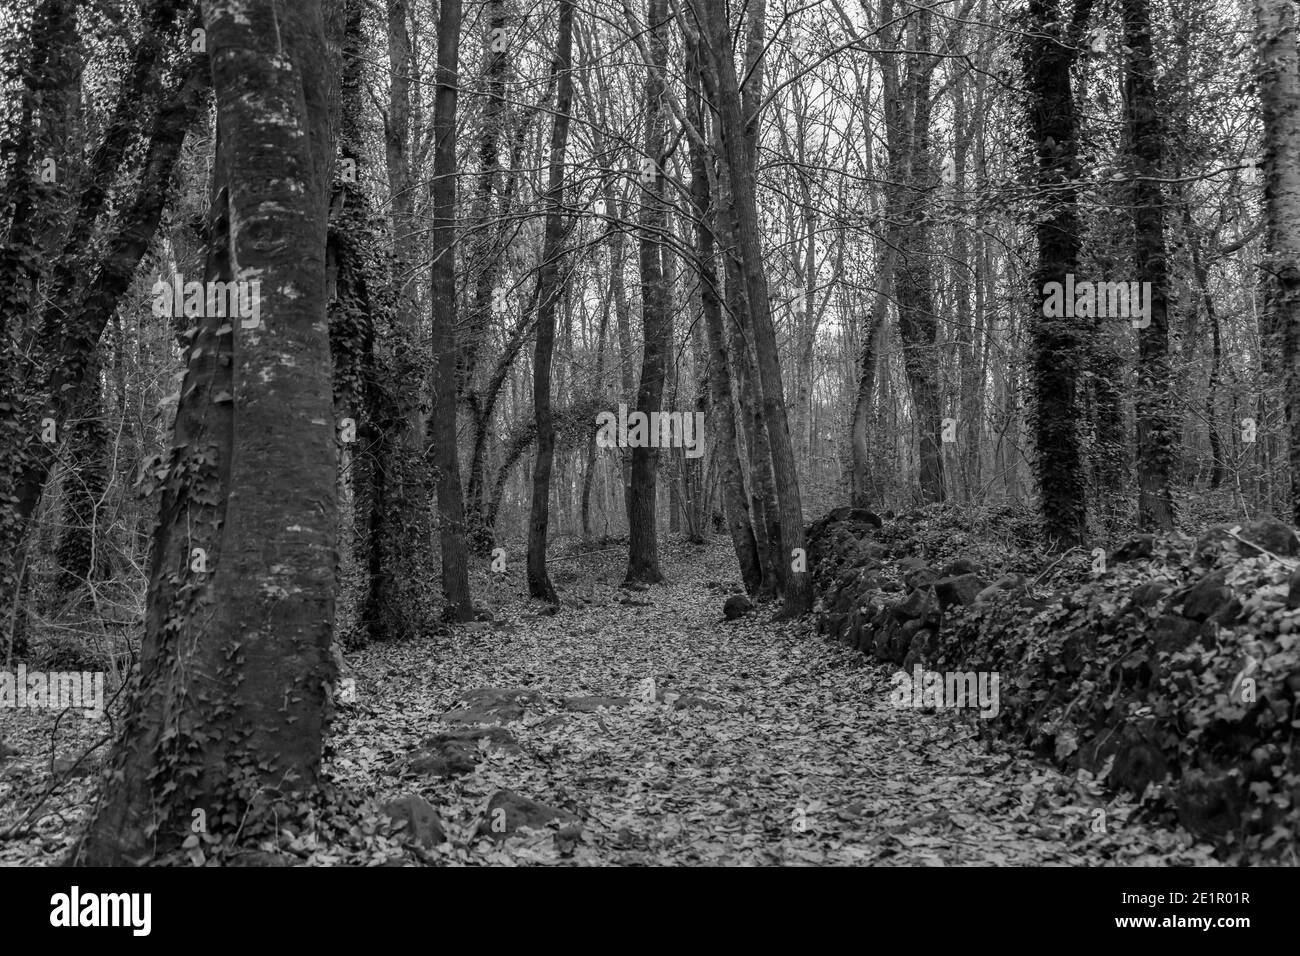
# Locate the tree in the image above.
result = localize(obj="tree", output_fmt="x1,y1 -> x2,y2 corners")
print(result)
1253,0 -> 1300,522
624,0 -> 670,585
699,0 -> 812,615
429,0 -> 474,621
1122,0 -> 1176,531
527,0 -> 576,602
1023,0 -> 1093,546
74,0 -> 341,865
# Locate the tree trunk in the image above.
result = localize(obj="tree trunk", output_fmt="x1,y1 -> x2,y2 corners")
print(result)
687,36 -> 761,593
1254,0 -> 1300,522
75,0 -> 340,865
701,0 -> 812,615
429,0 -> 474,621
624,0 -> 669,585
527,0 -> 575,602
1123,0 -> 1176,531
1024,0 -> 1093,546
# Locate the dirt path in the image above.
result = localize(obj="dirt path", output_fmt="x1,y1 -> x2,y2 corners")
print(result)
327,541 -> 1216,866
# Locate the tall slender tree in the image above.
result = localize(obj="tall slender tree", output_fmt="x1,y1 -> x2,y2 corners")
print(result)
527,0 -> 576,602
429,0 -> 474,621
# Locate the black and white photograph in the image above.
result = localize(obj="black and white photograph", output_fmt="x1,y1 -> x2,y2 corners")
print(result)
0,0 -> 1293,930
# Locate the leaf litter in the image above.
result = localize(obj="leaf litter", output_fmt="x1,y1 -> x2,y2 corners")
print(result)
1,540 -> 1219,866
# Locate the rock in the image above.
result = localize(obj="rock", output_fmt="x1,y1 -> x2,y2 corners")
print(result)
381,795 -> 446,848
228,850 -> 295,867
1175,769 -> 1245,841
845,507 -> 884,528
975,573 -> 1027,605
901,627 -> 939,670
1127,581 -> 1171,610
479,789 -> 578,840
891,586 -> 939,624
1111,534 -> 1156,563
563,695 -> 629,712
723,595 -> 754,620
1152,614 -> 1200,653
410,726 -> 521,777
1105,724 -> 1169,795
898,557 -> 936,592
1197,517 -> 1300,558
441,687 -> 540,725
408,748 -> 477,778
1175,570 -> 1232,622
553,824 -> 583,855
940,558 -> 980,577
819,506 -> 883,529
858,541 -> 888,563
934,573 -> 985,609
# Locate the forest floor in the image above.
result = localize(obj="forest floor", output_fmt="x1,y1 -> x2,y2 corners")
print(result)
1,539 -> 1222,866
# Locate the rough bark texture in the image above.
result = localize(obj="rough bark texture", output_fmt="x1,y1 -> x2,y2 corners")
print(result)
702,0 -> 812,615
527,0 -> 574,602
1123,0 -> 1176,532
1253,0 -> 1300,523
75,0 -> 340,865
429,0 -> 474,621
1024,0 -> 1092,546
624,0 -> 669,585
687,37 -> 761,594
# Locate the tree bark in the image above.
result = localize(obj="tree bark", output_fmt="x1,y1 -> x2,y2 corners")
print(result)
624,0 -> 670,585
429,0 -> 474,621
527,0 -> 575,602
1254,0 -> 1300,523
700,0 -> 812,615
76,0 -> 340,865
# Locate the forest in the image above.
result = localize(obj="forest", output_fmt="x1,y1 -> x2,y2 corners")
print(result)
0,0 -> 1298,869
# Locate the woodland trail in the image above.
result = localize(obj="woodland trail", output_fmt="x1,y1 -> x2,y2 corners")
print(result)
0,540 -> 1221,866
327,541 -> 1219,866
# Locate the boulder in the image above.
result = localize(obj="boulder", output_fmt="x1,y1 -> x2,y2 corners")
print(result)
1175,570 -> 1232,622
409,725 -> 520,777
1151,614 -> 1200,653
934,573 -> 985,609
975,573 -> 1027,605
1127,581 -> 1171,610
723,594 -> 754,620
1175,769 -> 1245,841
479,789 -> 579,840
1197,517 -> 1299,559
892,586 -> 940,624
940,558 -> 980,577
898,557 -> 937,592
1111,534 -> 1156,563
441,687 -> 540,725
381,795 -> 446,848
